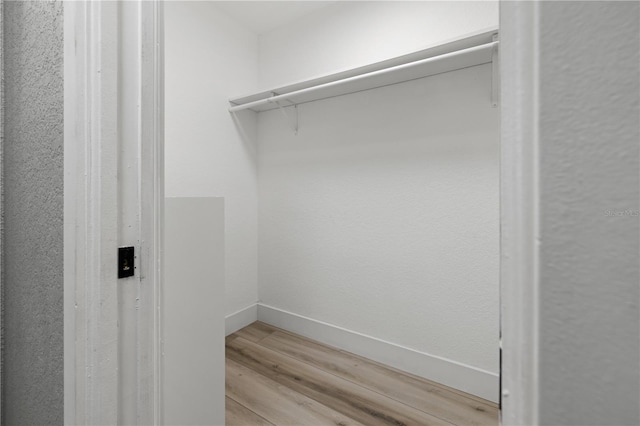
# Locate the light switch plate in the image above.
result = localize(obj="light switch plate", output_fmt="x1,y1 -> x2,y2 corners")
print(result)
118,246 -> 135,278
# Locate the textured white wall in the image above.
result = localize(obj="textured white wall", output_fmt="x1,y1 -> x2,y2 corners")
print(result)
166,0 -> 500,382
535,2 -> 639,424
258,64 -> 500,373
165,2 -> 259,316
257,0 -> 499,377
3,1 -> 64,424
258,1 -> 498,89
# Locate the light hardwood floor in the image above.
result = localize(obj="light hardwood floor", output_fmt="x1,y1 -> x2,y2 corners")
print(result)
226,322 -> 499,426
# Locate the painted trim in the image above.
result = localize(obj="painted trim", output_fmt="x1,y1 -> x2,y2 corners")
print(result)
226,303 -> 259,336
64,2 -> 164,424
499,1 -> 540,423
64,2 -> 120,424
137,1 -> 164,424
257,303 -> 499,403
152,3 -> 165,423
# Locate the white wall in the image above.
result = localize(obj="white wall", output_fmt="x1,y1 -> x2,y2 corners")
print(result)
166,0 -> 500,399
164,198 -> 225,426
3,2 -> 64,423
536,2 -> 638,424
258,64 -> 499,376
501,2 -> 639,424
258,1 -> 498,89
165,2 -> 259,316
257,0 -> 499,390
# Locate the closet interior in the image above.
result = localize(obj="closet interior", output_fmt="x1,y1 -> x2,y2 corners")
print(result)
165,1 -> 500,424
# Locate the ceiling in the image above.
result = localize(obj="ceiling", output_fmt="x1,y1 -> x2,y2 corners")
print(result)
213,1 -> 337,35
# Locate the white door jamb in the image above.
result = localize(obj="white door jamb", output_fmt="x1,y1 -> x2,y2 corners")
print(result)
64,1 -> 164,424
499,1 -> 540,424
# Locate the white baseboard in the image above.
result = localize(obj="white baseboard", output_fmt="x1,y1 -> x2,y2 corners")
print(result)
257,303 -> 499,403
225,303 -> 258,336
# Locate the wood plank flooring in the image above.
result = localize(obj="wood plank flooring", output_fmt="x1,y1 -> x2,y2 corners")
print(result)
226,322 -> 498,426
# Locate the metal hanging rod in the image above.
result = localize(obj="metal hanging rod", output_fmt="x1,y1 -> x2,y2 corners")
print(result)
229,40 -> 499,113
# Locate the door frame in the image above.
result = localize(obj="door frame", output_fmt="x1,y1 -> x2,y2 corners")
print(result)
63,1 -> 164,424
63,0 -> 540,424
499,1 -> 540,424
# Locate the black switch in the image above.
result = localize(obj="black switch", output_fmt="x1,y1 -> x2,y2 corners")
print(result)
118,246 -> 135,278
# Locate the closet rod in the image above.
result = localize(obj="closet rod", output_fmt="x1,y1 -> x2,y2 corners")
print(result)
229,40 -> 499,113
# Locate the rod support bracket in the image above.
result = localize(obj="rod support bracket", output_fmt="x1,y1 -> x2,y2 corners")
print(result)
270,92 -> 299,135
